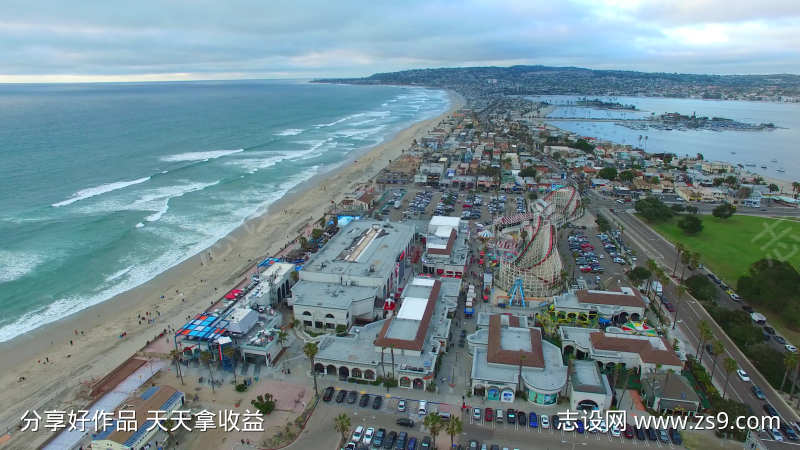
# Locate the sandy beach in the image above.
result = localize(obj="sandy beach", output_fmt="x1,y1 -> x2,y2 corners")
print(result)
0,90 -> 465,448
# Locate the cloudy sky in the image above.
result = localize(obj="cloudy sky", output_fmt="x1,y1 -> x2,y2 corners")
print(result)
1,0 -> 798,82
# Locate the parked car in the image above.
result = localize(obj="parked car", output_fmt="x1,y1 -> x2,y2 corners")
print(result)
635,427 -> 646,440
495,409 -> 503,423
771,428 -> 784,442
363,427 -> 375,446
552,414 -> 560,430
528,412 -> 538,428
396,418 -> 415,428
373,428 -> 386,447
335,389 -> 347,403
752,385 -> 766,400
406,437 -> 417,450
397,400 -> 406,412
373,395 -> 383,409
658,428 -> 670,443
576,419 -> 585,434
484,407 -> 494,422
352,426 -> 365,443
506,410 -> 516,423
788,344 -> 799,353
383,431 -> 397,450
420,436 -> 431,448
346,390 -> 358,404
322,386 -> 335,402
623,424 -> 634,439
669,428 -> 682,445
737,369 -> 751,382
359,393 -> 371,407
395,432 -> 408,450
541,414 -> 550,429
472,408 -> 481,421
775,335 -> 788,345
764,404 -> 779,416
647,427 -> 657,441
517,410 -> 526,426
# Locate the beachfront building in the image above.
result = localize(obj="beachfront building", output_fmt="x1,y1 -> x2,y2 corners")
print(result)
552,287 -> 646,324
313,277 -> 452,389
568,360 -> 613,412
249,261 -> 295,309
290,220 -> 414,331
92,385 -> 185,450
467,315 -> 567,404
421,216 -> 469,278
559,326 -> 683,374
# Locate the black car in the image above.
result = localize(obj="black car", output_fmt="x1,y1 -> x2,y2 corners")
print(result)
705,343 -> 717,355
742,304 -> 754,313
397,418 -> 415,427
395,431 -> 407,450
517,410 -> 526,426
775,335 -> 788,345
372,395 -> 383,409
346,390 -> 358,404
359,393 -> 370,407
764,326 -> 776,335
489,446 -> 499,450
764,404 -> 779,416
647,427 -> 657,441
506,410 -> 516,423
373,428 -> 386,447
335,389 -> 347,403
635,427 -> 646,440
552,414 -> 560,430
383,431 -> 397,449
669,428 -> 682,445
322,386 -> 335,402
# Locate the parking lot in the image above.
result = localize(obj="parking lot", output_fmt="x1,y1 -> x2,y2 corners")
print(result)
560,224 -> 636,290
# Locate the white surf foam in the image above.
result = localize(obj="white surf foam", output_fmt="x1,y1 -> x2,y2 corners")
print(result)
160,149 -> 243,163
52,177 -> 151,207
105,265 -> 134,282
0,250 -> 44,283
274,128 -> 304,136
137,180 -> 221,223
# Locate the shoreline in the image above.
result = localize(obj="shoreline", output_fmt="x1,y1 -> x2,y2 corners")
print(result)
0,89 -> 465,440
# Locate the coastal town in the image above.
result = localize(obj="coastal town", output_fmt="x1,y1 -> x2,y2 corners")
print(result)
4,88 -> 800,450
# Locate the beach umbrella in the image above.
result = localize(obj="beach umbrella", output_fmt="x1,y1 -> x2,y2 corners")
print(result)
224,293 -> 236,299
479,229 -> 493,239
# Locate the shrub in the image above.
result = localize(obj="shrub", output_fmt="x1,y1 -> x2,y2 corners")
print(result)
235,383 -> 248,392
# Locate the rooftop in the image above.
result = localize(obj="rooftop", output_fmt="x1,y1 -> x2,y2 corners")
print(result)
571,360 -> 609,395
95,385 -> 183,447
291,281 -> 377,310
487,315 -> 544,368
374,279 -> 441,351
302,220 -> 413,279
590,331 -> 682,366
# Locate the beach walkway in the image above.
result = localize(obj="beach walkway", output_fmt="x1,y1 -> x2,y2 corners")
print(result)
43,360 -> 166,450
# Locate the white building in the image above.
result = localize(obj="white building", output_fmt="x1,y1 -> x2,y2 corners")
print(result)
291,220 -> 414,332
568,360 -> 613,412
421,216 -> 469,278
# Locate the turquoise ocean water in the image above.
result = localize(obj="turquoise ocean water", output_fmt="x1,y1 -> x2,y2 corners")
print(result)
0,80 -> 449,341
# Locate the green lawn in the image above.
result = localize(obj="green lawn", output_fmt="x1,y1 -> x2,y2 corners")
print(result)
648,214 -> 800,285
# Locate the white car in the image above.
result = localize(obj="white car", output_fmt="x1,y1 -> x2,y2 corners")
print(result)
398,400 -> 406,412
473,408 -> 481,421
610,425 -> 621,437
787,344 -> 799,353
737,369 -> 751,382
771,428 -> 784,441
599,421 -> 608,434
541,415 -> 550,429
351,425 -> 364,443
363,427 -> 374,445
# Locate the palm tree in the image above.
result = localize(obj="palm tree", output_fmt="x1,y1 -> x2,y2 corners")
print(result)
672,242 -> 685,276
380,345 -> 386,380
793,181 -> 800,199
672,285 -> 687,330
423,413 -> 443,450
517,355 -> 527,394
277,330 -> 288,348
304,342 -> 319,396
722,357 -> 737,399
710,340 -> 724,381
390,344 -> 396,381
791,358 -> 800,406
199,350 -> 215,393
696,320 -> 712,364
679,251 -> 691,281
646,259 -> 658,296
169,348 -> 185,386
781,352 -> 799,393
616,367 -> 632,407
333,413 -> 351,448
446,416 -> 463,448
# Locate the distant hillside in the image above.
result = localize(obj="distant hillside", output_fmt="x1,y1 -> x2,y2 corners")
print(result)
315,65 -> 800,100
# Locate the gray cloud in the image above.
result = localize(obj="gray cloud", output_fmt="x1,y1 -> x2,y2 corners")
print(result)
0,0 -> 797,81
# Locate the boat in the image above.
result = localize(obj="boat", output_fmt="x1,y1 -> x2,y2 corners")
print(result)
731,151 -> 736,155
777,168 -> 786,173
771,158 -> 778,163
761,165 -> 768,169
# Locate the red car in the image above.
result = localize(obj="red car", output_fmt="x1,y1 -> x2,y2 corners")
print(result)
580,266 -> 592,273
484,407 -> 494,422
624,424 -> 634,439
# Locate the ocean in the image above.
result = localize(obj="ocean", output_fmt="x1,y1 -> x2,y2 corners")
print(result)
527,95 -> 800,182
0,80 -> 450,342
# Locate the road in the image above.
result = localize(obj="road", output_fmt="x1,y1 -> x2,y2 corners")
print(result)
584,190 -> 800,433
